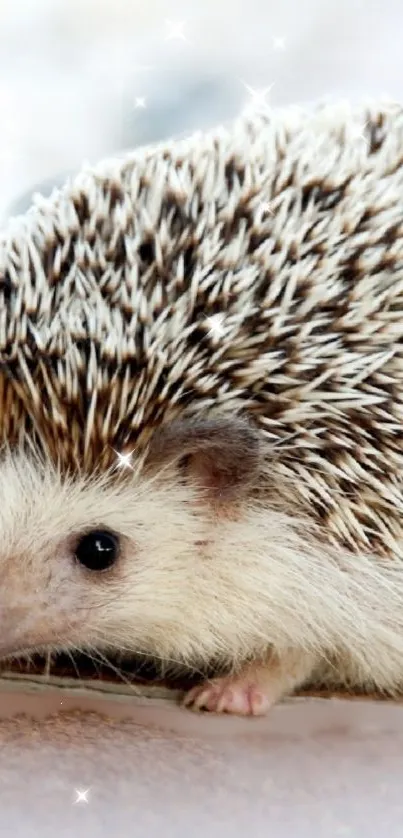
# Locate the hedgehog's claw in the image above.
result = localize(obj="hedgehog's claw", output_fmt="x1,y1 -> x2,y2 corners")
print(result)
183,651 -> 317,716
183,672 -> 273,717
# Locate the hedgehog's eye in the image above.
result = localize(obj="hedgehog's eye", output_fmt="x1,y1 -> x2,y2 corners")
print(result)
74,530 -> 120,572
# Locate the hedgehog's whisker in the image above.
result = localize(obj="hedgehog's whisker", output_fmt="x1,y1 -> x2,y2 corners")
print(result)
64,647 -> 87,681
79,646 -> 140,689
84,631 -> 209,679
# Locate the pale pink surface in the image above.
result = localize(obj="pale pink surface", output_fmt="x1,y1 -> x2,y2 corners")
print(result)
0,690 -> 402,837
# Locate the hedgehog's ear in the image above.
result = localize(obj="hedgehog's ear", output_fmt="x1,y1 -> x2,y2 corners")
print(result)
145,415 -> 261,501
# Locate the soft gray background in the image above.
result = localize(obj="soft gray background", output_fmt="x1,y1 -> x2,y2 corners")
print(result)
1,0 -> 403,219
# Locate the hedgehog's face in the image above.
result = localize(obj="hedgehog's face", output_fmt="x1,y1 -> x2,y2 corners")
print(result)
0,416 -> 269,671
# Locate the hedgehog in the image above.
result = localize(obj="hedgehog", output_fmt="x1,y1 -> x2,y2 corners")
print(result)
1,99 -> 403,716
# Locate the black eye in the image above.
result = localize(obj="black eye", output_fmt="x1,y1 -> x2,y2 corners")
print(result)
74,530 -> 120,572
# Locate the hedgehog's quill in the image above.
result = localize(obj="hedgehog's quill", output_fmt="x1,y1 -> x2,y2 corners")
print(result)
1,102 -> 403,714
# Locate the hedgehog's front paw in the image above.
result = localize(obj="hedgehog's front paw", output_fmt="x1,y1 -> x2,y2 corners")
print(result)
182,651 -> 317,716
183,673 -> 272,716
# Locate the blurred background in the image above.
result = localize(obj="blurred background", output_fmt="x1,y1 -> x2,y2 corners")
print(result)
0,0 -> 402,220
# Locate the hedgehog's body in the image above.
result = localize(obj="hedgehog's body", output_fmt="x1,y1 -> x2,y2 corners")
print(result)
2,101 -> 403,713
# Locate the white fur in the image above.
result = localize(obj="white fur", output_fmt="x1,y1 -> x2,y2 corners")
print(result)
2,446 -> 403,700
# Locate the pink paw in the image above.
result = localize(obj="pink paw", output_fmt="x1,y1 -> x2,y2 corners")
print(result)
183,676 -> 272,716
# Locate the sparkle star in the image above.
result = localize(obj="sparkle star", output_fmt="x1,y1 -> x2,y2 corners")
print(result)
260,201 -> 274,216
165,20 -> 187,40
351,120 -> 369,145
74,789 -> 90,804
114,449 -> 135,470
242,82 -> 274,114
134,96 -> 146,109
272,36 -> 286,50
205,314 -> 226,341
